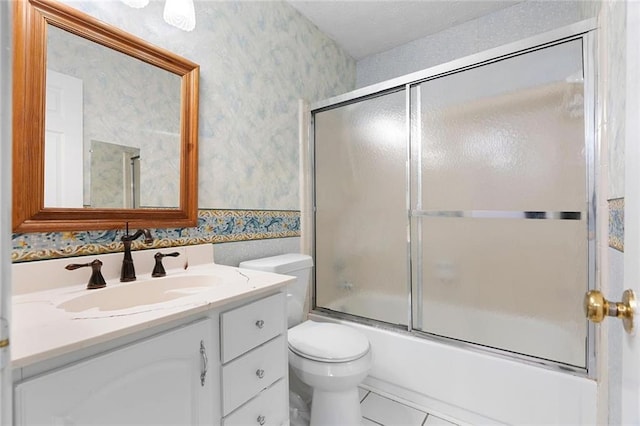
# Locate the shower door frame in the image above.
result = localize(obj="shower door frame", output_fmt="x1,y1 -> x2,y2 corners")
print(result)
309,19 -> 598,377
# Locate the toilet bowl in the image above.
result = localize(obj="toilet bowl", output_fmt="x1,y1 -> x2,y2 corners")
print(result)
238,254 -> 372,426
288,320 -> 372,426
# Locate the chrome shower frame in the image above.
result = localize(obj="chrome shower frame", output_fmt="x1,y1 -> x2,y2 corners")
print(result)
308,19 -> 598,377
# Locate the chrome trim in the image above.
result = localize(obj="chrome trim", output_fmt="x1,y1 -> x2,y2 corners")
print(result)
412,84 -> 424,330
411,210 -> 583,220
199,340 -> 208,387
309,310 -> 589,377
310,112 -> 318,312
405,84 -> 413,331
312,308 -> 409,332
310,19 -> 597,112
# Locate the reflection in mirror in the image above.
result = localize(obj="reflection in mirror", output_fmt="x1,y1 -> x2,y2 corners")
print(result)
45,24 -> 182,209
90,141 -> 140,208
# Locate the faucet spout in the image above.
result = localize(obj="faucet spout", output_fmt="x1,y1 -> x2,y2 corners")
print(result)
129,228 -> 153,244
120,226 -> 153,282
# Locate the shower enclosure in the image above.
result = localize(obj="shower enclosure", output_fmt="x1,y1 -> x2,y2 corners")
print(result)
312,29 -> 594,372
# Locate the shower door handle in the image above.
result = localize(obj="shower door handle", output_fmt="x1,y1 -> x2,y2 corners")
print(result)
584,289 -> 636,333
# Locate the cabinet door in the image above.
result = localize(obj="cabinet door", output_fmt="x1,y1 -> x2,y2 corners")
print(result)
15,319 -> 216,425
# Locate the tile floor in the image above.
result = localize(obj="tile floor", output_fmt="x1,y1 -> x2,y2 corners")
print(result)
358,388 -> 459,426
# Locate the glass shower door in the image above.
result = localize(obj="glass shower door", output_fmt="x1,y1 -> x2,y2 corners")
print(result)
410,39 -> 590,367
314,89 -> 408,326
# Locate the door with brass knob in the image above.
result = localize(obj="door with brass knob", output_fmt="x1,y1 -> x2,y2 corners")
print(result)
584,289 -> 636,333
612,4 -> 640,423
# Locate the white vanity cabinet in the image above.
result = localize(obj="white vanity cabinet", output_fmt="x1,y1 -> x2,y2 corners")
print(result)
12,248 -> 292,426
220,292 -> 289,426
14,319 -> 216,425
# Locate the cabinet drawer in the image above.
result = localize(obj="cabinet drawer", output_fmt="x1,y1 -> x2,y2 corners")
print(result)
223,378 -> 288,426
221,293 -> 285,363
222,335 -> 286,415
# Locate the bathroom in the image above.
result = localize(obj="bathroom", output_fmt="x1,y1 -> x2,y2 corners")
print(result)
1,0 -> 638,424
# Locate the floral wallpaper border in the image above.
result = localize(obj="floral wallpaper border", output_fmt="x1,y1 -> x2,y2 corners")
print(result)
609,198 -> 624,252
12,209 -> 300,263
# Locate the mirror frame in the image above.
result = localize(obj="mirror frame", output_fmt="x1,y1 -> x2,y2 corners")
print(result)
12,0 -> 199,232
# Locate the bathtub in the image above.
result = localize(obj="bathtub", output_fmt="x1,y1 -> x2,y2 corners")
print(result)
313,293 -> 597,425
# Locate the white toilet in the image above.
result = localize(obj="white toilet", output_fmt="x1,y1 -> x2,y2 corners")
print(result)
239,254 -> 372,426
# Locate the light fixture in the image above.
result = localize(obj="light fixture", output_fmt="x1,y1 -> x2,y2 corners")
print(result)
120,0 -> 149,9
121,0 -> 196,32
163,0 -> 196,32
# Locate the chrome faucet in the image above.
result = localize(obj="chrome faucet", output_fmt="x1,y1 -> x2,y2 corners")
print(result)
120,224 -> 153,282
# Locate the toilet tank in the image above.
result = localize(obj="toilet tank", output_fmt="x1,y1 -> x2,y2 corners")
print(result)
239,254 -> 313,328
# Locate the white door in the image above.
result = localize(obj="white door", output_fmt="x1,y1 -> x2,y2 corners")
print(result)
621,2 -> 640,424
0,1 -> 12,424
45,69 -> 84,207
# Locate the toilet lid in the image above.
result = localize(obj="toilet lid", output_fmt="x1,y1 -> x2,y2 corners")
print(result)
288,322 -> 370,363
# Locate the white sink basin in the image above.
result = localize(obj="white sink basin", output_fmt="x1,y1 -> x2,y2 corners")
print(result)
58,274 -> 222,313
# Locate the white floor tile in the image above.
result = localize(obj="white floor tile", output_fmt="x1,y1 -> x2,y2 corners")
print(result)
362,418 -> 382,426
360,392 -> 427,426
359,387 -> 370,402
424,414 -> 458,425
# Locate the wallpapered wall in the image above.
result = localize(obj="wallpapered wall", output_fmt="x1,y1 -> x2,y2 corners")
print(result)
601,0 -> 626,252
12,0 -> 356,262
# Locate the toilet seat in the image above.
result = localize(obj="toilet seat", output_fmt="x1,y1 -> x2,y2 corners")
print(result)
288,321 -> 370,363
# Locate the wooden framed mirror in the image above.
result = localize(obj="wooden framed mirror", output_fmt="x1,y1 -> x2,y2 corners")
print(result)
12,0 -> 199,232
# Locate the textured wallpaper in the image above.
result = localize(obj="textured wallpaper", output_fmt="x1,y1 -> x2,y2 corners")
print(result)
598,0 -> 626,199
90,141 -> 140,208
13,0 -> 356,260
58,0 -> 355,211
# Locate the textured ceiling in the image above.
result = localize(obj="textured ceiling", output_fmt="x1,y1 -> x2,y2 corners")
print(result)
287,1 -> 523,60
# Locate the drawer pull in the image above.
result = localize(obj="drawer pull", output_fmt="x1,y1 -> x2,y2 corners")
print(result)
256,369 -> 265,379
257,415 -> 266,425
255,320 -> 265,329
200,340 -> 208,387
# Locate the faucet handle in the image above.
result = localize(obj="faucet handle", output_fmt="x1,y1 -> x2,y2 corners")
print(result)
152,252 -> 180,277
65,259 -> 107,290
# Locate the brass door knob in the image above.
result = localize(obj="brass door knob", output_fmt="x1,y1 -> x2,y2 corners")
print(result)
584,289 -> 636,334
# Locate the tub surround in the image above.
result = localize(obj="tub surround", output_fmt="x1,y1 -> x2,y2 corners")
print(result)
11,244 -> 293,369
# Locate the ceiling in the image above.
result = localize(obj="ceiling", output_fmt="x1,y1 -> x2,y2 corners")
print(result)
287,1 -> 523,60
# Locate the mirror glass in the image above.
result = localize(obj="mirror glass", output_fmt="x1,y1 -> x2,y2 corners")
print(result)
90,140 -> 141,208
45,25 -> 181,209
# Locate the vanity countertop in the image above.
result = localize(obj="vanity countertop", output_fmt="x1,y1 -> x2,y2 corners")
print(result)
12,263 -> 293,369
